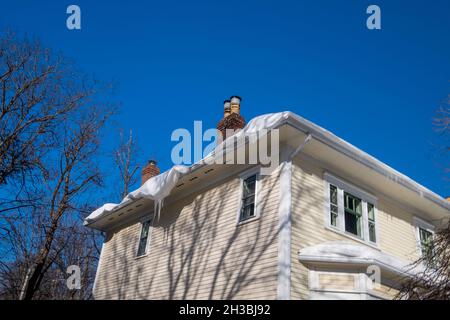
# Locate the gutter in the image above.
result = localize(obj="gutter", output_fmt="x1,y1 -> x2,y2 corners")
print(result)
284,112 -> 450,212
86,111 -> 450,228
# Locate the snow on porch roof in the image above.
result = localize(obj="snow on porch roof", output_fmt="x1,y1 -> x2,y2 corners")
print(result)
299,241 -> 424,277
84,111 -> 450,227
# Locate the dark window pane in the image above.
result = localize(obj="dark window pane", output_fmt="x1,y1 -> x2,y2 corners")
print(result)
369,222 -> 376,242
137,238 -> 147,256
330,204 -> 338,227
243,196 -> 255,207
330,185 -> 338,205
240,175 -> 257,222
141,220 -> 150,238
137,220 -> 151,256
368,203 -> 375,221
419,228 -> 433,259
345,210 -> 361,237
329,185 -> 339,227
243,175 -> 256,197
344,192 -> 362,215
241,204 -> 255,221
331,212 -> 338,227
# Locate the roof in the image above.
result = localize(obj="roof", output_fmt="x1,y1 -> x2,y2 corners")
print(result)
85,111 -> 450,229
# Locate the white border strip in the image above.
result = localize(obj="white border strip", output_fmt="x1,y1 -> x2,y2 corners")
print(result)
277,160 -> 292,299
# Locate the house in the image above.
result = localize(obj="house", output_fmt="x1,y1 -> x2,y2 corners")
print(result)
85,96 -> 450,300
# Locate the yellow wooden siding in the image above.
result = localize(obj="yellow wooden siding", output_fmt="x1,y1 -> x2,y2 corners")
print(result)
94,168 -> 280,300
318,274 -> 356,291
291,156 -> 422,300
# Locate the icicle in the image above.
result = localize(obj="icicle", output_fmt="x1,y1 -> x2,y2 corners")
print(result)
154,198 -> 164,222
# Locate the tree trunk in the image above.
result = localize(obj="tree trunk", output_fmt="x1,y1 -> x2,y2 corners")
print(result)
21,220 -> 58,300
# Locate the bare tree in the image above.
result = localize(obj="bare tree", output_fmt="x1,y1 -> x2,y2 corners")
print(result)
0,31 -> 99,186
0,210 -> 101,300
113,129 -> 140,200
433,95 -> 450,179
397,95 -> 450,300
0,31 -> 114,300
397,219 -> 450,299
17,103 -> 113,300
434,95 -> 450,133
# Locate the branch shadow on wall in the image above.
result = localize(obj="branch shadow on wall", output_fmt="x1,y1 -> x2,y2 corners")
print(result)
96,166 -> 283,299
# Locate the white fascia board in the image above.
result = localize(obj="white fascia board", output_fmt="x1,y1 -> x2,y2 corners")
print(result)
284,112 -> 450,212
86,111 -> 450,228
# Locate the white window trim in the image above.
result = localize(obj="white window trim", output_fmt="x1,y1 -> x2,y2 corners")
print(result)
413,216 -> 435,257
236,167 -> 261,226
135,216 -> 153,259
323,172 -> 379,246
308,269 -> 386,300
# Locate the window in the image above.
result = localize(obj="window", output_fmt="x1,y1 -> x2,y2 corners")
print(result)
329,185 -> 338,227
325,173 -> 377,245
239,174 -> 257,222
344,192 -> 362,237
136,219 -> 152,257
419,228 -> 433,260
367,203 -> 376,243
414,217 -> 435,260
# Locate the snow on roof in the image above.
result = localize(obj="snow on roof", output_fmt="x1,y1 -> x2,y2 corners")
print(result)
299,241 -> 424,276
84,112 -> 292,225
85,165 -> 190,224
85,111 -> 450,226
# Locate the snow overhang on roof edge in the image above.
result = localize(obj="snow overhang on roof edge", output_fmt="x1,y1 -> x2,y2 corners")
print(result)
85,111 -> 450,227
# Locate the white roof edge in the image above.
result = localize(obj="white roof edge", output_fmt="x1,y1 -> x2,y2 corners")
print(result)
284,112 -> 450,212
85,111 -> 450,227
298,241 -> 423,277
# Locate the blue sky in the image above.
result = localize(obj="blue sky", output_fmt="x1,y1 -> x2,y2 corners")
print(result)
2,0 -> 449,197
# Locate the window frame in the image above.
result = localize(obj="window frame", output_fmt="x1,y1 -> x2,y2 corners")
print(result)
135,216 -> 153,258
343,191 -> 363,237
413,216 -> 435,258
236,167 -> 261,225
367,202 -> 376,243
324,173 -> 379,246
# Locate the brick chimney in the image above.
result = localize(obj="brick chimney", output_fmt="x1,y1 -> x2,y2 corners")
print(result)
216,96 -> 246,138
141,159 -> 160,185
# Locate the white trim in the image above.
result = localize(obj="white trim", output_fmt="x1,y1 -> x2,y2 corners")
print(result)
92,242 -> 105,298
277,160 -> 292,300
284,113 -> 450,212
324,225 -> 380,250
413,216 -> 435,232
299,152 -> 438,224
299,241 -> 424,277
236,167 -> 261,225
323,173 -> 379,246
135,216 -> 153,258
308,269 -> 361,300
87,111 -> 450,229
308,269 -> 385,300
324,172 -> 377,204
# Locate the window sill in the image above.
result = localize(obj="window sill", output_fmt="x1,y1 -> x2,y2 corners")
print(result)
237,215 -> 260,227
324,225 -> 380,251
135,253 -> 149,260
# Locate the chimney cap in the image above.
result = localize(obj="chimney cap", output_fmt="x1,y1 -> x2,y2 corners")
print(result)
230,95 -> 242,103
223,99 -> 231,104
148,159 -> 157,166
